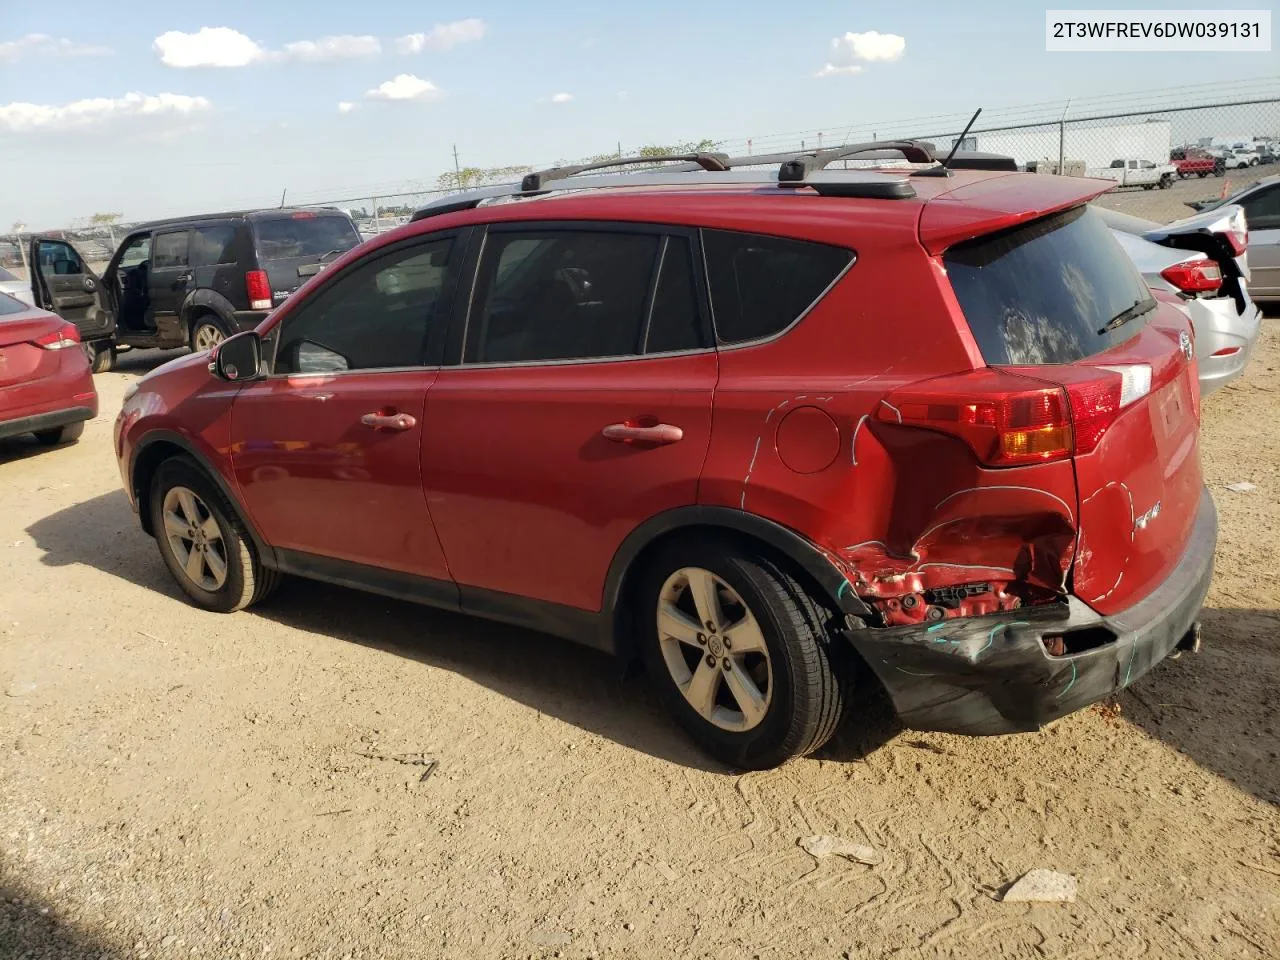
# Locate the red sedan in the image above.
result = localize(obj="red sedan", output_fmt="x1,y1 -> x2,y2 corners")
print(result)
0,292 -> 98,447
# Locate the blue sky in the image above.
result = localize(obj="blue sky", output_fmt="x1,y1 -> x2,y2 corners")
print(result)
1,0 -> 1276,227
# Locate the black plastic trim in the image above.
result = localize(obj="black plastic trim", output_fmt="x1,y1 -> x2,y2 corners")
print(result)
0,406 -> 93,441
460,584 -> 606,651
272,551 -> 606,650
274,549 -> 462,611
129,431 -> 276,566
600,505 -> 874,652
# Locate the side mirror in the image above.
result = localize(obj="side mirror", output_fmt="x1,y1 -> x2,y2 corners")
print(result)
210,331 -> 262,382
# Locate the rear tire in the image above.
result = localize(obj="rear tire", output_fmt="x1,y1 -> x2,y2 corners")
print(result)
84,340 -> 115,373
149,457 -> 280,612
34,421 -> 84,446
1198,171 -> 1208,178
189,316 -> 230,354
637,540 -> 850,770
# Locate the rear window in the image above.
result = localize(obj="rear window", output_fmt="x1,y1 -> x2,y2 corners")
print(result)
253,215 -> 360,262
0,266 -> 17,282
703,229 -> 853,344
944,205 -> 1154,365
0,291 -> 26,315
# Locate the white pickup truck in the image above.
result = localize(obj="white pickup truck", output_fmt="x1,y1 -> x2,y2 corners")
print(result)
1092,158 -> 1178,190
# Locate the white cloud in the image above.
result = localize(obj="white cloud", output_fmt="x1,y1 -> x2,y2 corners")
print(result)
155,27 -> 383,67
0,33 -> 112,61
814,63 -> 865,77
550,92 -> 574,104
0,92 -> 212,134
154,26 -> 265,67
364,74 -> 441,102
280,35 -> 381,62
394,19 -> 487,54
830,30 -> 905,64
337,101 -> 358,114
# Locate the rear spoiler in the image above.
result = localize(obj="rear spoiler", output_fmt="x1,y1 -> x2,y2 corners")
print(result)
917,175 -> 1115,255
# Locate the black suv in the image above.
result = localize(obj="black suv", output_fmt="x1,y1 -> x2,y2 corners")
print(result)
29,208 -> 362,372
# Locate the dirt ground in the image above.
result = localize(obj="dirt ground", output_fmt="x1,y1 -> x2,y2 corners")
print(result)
3,327 -> 1280,954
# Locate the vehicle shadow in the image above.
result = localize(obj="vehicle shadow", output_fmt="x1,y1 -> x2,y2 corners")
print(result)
0,879 -> 120,960
113,347 -> 183,375
0,433 -> 72,464
1121,605 -> 1280,806
27,489 -> 902,772
29,492 -> 1275,787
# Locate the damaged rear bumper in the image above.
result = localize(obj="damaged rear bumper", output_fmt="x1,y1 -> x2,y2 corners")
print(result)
843,487 -> 1217,735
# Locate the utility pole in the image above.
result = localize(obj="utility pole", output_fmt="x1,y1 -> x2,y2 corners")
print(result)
280,188 -> 287,208
453,144 -> 462,190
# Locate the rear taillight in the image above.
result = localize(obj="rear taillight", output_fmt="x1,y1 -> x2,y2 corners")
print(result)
33,323 -> 81,350
245,270 -> 272,311
1161,258 -> 1222,294
880,366 -> 1150,467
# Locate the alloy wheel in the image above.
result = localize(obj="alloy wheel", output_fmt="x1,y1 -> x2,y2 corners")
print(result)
656,567 -> 773,732
194,323 -> 225,352
161,486 -> 229,591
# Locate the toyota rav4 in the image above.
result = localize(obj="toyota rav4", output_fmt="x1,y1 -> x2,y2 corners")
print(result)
114,145 -> 1215,769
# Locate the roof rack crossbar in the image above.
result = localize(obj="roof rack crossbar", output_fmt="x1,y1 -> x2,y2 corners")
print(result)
777,140 -> 937,183
521,152 -> 729,191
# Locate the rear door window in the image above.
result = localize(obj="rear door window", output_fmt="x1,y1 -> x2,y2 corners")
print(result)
702,229 -> 853,344
253,215 -> 360,262
944,205 -> 1155,365
191,224 -> 238,267
1239,184 -> 1280,229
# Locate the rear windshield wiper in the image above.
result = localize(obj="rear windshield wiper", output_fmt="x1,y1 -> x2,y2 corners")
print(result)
1098,297 -> 1156,335
317,248 -> 345,263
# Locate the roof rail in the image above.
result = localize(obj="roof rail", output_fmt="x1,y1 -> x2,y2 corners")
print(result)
409,166 -> 923,223
521,152 -> 730,191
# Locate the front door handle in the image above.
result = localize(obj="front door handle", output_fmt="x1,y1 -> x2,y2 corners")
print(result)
360,412 -> 417,431
602,422 -> 683,445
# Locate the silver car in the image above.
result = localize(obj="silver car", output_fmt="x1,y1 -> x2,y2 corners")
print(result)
1099,204 -> 1261,395
0,265 -> 35,307
1186,174 -> 1280,304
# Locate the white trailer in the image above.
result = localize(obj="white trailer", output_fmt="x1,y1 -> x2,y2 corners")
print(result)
940,120 -> 1172,170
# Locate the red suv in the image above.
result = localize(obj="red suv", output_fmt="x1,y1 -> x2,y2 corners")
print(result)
114,146 -> 1215,769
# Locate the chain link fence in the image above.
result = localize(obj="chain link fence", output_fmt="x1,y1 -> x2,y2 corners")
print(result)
6,81 -> 1278,259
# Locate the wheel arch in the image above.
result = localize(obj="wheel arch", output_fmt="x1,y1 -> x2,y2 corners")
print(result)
601,506 -> 872,658
131,432 -> 276,567
181,290 -> 237,335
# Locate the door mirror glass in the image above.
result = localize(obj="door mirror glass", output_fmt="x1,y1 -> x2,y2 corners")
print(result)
212,331 -> 262,381
292,339 -> 351,374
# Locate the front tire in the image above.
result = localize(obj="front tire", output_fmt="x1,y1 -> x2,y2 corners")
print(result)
638,541 -> 849,769
149,458 -> 279,612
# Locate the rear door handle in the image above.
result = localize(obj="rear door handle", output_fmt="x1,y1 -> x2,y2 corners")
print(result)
360,412 -> 417,431
602,422 -> 683,445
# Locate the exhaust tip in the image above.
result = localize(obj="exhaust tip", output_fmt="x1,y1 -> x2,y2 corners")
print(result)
1172,622 -> 1203,659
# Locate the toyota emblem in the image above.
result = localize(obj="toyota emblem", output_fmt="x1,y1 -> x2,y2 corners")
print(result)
1178,331 -> 1193,361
